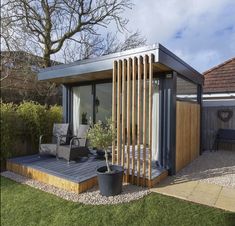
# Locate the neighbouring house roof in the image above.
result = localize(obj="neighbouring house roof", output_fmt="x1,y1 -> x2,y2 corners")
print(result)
38,44 -> 203,85
203,57 -> 235,94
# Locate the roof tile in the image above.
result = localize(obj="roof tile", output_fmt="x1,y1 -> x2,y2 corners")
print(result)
203,57 -> 235,93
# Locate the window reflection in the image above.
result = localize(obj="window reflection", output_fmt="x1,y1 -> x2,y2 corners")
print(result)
176,76 -> 198,101
95,83 -> 112,123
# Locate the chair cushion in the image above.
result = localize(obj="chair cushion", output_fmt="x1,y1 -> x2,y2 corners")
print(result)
40,144 -> 57,156
57,145 -> 70,160
76,125 -> 89,138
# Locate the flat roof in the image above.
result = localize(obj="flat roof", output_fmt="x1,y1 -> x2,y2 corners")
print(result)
38,43 -> 203,85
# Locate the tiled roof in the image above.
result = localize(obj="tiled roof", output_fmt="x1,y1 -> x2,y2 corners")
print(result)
203,57 -> 235,93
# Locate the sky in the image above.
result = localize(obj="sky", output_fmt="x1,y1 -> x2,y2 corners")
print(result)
123,0 -> 235,73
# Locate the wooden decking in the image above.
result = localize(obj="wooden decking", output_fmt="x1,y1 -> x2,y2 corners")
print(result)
6,155 -> 105,193
6,154 -> 167,193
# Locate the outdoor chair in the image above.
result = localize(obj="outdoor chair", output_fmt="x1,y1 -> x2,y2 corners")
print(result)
39,123 -> 70,157
213,128 -> 235,151
57,124 -> 90,163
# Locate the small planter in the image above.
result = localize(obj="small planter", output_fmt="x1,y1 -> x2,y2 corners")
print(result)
97,165 -> 124,196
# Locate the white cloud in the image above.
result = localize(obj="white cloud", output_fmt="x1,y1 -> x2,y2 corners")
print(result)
124,0 -> 235,72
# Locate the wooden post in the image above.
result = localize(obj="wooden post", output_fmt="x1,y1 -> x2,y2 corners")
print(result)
148,54 -> 154,185
131,57 -> 137,184
121,59 -> 127,167
112,61 -> 117,165
126,58 -> 132,181
137,56 -> 143,186
142,55 -> 148,186
117,60 -> 122,165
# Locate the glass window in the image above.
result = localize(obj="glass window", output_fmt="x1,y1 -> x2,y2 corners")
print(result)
72,85 -> 93,135
72,82 -> 112,134
95,83 -> 112,123
176,76 -> 198,101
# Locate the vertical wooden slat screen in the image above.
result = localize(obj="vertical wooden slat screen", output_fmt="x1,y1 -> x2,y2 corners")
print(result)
112,54 -> 154,187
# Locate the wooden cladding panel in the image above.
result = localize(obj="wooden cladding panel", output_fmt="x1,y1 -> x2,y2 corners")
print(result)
112,54 -> 154,186
176,101 -> 200,172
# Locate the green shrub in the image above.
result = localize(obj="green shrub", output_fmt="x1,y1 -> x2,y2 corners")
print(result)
17,101 -> 47,147
48,105 -> 63,130
0,101 -> 62,160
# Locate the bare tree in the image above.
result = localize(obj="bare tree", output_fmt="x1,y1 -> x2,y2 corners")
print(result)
0,51 -> 61,104
103,31 -> 147,54
1,0 -> 147,105
61,30 -> 147,63
2,0 -> 132,67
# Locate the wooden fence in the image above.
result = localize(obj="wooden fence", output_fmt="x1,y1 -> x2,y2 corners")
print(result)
202,105 -> 235,150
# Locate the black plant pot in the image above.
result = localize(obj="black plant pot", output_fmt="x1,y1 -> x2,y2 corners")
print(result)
97,165 -> 124,196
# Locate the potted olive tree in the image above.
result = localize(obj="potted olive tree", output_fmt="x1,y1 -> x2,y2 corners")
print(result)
87,119 -> 124,196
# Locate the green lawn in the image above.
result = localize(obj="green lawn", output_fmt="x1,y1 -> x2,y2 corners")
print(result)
1,176 -> 234,226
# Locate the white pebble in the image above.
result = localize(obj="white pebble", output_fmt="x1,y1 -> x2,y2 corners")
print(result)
1,171 -> 150,205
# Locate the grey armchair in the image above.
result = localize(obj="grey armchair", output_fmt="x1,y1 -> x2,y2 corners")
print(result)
57,124 -> 90,163
39,123 -> 70,157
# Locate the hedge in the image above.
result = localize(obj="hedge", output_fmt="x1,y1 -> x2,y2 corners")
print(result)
0,101 -> 62,160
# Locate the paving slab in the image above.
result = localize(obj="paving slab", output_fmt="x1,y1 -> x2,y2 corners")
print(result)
151,150 -> 235,212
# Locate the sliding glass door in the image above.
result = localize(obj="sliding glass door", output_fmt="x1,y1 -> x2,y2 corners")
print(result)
72,82 -> 112,135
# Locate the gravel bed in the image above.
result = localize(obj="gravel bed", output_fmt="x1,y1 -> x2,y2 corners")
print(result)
172,150 -> 235,188
77,184 -> 150,205
1,171 -> 150,205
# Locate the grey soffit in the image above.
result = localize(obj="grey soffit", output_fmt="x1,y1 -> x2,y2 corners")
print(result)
38,43 -> 203,84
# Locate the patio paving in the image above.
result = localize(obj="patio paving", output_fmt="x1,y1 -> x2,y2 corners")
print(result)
151,150 -> 235,212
